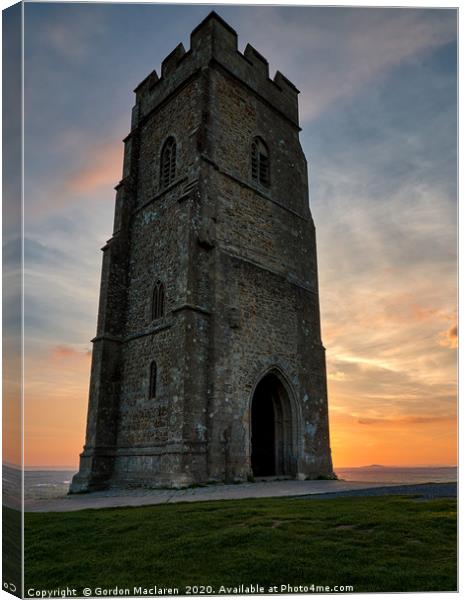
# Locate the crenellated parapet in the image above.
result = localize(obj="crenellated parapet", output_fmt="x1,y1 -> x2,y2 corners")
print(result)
131,11 -> 300,129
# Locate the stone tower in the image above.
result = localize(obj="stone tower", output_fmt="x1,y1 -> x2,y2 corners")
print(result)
70,12 -> 333,492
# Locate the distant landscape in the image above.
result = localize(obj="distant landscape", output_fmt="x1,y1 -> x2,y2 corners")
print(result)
2,464 -> 457,505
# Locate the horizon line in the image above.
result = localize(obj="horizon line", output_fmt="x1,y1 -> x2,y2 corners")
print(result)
3,463 -> 458,471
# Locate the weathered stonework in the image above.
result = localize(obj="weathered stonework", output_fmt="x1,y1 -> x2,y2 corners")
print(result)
70,12 -> 333,493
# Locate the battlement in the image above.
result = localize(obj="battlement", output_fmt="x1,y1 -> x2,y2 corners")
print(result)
132,12 -> 300,128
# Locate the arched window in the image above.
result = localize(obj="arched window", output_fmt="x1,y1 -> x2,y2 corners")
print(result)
149,361 -> 157,399
251,137 -> 270,187
160,136 -> 176,188
152,281 -> 165,320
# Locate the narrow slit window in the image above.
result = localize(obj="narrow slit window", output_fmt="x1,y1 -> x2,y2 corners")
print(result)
149,361 -> 157,399
160,137 -> 176,188
152,281 -> 165,320
251,137 -> 270,187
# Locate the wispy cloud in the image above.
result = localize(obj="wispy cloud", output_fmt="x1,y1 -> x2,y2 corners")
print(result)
235,7 -> 456,121
31,4 -> 107,62
25,134 -> 124,219
357,415 -> 455,426
438,324 -> 458,349
64,141 -> 122,195
50,345 -> 91,360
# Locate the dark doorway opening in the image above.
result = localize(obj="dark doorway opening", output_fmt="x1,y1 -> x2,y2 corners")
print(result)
250,371 -> 296,478
251,376 -> 276,476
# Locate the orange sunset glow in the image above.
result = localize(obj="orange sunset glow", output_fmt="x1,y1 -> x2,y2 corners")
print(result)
7,5 -> 456,471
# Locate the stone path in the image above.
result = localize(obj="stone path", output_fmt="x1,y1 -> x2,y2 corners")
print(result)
23,479 -> 456,513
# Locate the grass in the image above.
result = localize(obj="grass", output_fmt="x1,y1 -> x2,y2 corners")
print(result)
3,507 -> 22,595
25,495 -> 456,594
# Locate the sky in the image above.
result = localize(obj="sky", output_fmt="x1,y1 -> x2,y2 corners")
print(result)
6,2 -> 457,468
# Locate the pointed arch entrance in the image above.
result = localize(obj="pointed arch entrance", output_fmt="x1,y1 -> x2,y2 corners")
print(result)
250,371 -> 297,477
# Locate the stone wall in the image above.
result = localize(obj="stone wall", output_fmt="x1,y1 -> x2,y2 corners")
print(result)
201,53 -> 332,480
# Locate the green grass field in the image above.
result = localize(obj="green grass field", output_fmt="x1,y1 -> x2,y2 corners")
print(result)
3,507 -> 22,595
25,495 -> 456,594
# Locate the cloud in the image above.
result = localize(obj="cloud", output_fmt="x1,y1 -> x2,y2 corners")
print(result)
24,143 -> 124,220
50,345 -> 91,360
358,415 -> 455,426
30,4 -> 107,62
328,370 -> 347,382
409,304 -> 454,323
310,56 -> 457,432
24,238 -> 69,265
235,8 -> 456,121
64,141 -> 122,195
438,324 -> 458,349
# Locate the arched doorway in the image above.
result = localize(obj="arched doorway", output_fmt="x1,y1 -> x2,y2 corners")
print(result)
250,372 -> 296,477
